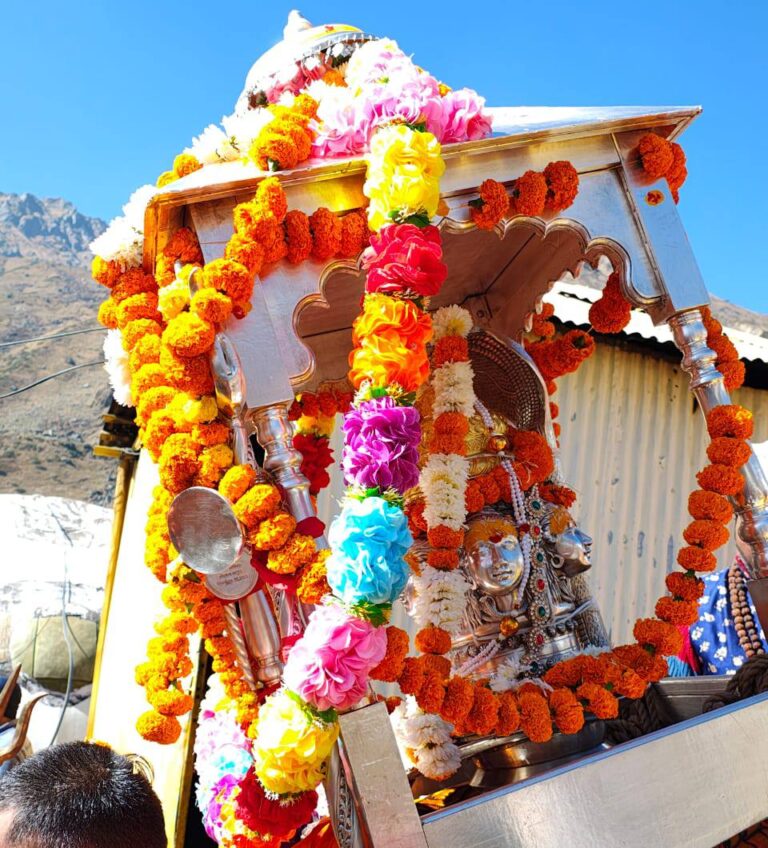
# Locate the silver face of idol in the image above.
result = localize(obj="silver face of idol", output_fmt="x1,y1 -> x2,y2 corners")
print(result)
551,527 -> 593,578
466,534 -> 525,597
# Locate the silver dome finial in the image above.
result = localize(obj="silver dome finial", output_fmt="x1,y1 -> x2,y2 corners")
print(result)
284,10 -> 312,39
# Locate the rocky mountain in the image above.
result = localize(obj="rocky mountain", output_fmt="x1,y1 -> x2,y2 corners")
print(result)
0,193 -> 115,505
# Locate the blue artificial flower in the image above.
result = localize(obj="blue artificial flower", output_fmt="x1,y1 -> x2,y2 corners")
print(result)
326,496 -> 413,606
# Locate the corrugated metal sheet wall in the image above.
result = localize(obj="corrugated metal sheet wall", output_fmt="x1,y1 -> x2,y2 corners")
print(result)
554,341 -> 768,644
316,340 -> 768,646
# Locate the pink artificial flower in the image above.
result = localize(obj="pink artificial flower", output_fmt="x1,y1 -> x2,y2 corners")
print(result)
362,224 -> 448,297
438,88 -> 493,143
283,604 -> 387,712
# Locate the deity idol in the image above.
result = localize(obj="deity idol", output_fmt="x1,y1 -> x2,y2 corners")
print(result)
407,330 -> 608,687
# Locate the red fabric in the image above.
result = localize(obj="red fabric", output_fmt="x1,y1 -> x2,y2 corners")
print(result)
294,819 -> 339,848
676,623 -> 701,674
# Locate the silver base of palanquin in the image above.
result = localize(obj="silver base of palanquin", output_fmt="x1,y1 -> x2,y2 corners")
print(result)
333,691 -> 768,848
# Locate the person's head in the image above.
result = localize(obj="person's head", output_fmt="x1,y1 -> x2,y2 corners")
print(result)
0,742 -> 167,848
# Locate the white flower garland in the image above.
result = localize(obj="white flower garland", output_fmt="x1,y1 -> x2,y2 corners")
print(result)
408,565 -> 469,635
103,329 -> 132,407
390,697 -> 461,782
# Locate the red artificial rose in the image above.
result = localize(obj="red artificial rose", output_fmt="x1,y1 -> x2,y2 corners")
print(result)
362,224 -> 448,297
236,768 -> 317,839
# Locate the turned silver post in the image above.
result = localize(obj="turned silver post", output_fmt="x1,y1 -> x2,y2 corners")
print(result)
668,308 -> 768,629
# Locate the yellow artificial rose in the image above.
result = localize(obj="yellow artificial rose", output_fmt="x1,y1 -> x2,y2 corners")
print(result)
252,690 -> 339,795
364,125 -> 446,231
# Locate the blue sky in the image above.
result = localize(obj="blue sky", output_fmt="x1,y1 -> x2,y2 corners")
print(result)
1,0 -> 766,312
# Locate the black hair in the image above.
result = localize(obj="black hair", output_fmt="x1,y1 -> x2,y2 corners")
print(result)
0,742 -> 167,848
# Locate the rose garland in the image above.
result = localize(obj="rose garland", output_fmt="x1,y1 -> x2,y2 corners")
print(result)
637,133 -> 688,203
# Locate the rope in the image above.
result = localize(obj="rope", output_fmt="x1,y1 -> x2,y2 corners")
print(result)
0,327 -> 104,348
0,360 -> 104,400
703,655 -> 768,713
604,684 -> 675,744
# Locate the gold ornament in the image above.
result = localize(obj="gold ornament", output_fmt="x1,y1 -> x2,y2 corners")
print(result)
487,434 -> 508,453
500,617 -> 520,637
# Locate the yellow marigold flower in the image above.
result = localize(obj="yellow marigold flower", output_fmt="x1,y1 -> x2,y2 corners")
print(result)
157,277 -> 190,321
297,413 -> 335,438
97,298 -> 119,329
249,512 -> 296,551
148,687 -> 195,717
219,465 -> 257,503
173,153 -> 202,179
157,171 -> 177,188
180,395 -> 219,425
266,532 -> 315,574
233,484 -> 281,529
163,313 -> 216,358
252,690 -> 339,795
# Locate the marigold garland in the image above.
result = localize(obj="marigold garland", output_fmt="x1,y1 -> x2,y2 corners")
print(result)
637,132 -> 688,203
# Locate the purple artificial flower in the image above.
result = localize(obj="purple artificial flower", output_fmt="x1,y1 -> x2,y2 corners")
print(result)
342,396 -> 421,495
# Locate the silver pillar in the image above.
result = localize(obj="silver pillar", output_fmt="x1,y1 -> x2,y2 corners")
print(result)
668,309 -> 768,630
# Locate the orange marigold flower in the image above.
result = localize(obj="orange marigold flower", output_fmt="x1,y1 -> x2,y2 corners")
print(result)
136,710 -> 181,744
707,405 -> 753,440
688,489 -> 733,523
249,512 -> 297,551
310,208 -> 343,261
709,334 -> 739,364
219,464 -> 257,503
719,360 -> 746,392
267,532 -> 316,574
154,253 -> 176,288
293,93 -> 319,119
297,549 -> 332,605
284,210 -> 313,264
143,413 -> 178,462
370,626 -> 410,683
677,545 -> 718,573
543,161 -> 580,212
655,596 -> 700,627
250,130 -> 299,171
92,255 -> 122,288
510,429 -> 555,490
137,386 -> 176,427
433,336 -> 469,367
173,153 -> 202,179
233,484 -> 281,529
666,142 -> 688,194
262,229 -> 288,265
433,412 -> 469,437
439,677 -> 474,725
577,683 -> 619,720
129,333 -> 162,372
132,363 -> 169,399
465,685 -> 499,736
338,210 -> 369,258
163,227 -> 203,265
162,313 -> 215,358
117,292 -> 160,329
122,318 -> 163,351
194,598 -> 226,623
682,518 -> 730,551
549,687 -> 585,735
201,258 -> 254,304
416,671 -> 446,714
707,436 -> 751,469
158,433 -> 201,494
97,298 -> 119,329
426,549 -> 460,570
531,302 -> 556,339
159,348 -> 215,395
470,179 -> 509,230
156,611 -> 198,636
191,288 -> 233,326
495,692 -> 521,736
398,657 -> 426,696
633,618 -> 683,656
429,433 -> 466,455
225,233 -> 265,276
665,571 -> 704,602
538,483 -> 576,509
422,654 -> 451,680
518,690 -> 553,743
696,464 -> 744,496
192,422 -> 229,448
426,526 -> 465,549
415,626 -> 452,656
465,484 -> 485,514
509,170 -> 547,217
148,687 -> 195,717
637,133 -> 674,180
255,176 -> 288,223
589,281 -> 631,334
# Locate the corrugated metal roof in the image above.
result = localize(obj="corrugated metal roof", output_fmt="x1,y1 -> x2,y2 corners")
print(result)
549,280 -> 768,364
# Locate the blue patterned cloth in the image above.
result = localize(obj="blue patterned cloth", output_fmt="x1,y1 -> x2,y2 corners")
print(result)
687,568 -> 767,675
